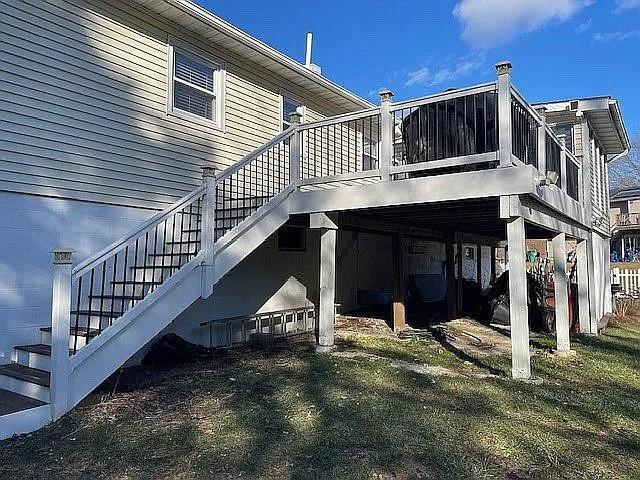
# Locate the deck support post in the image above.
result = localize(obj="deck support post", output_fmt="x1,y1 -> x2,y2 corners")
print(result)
289,112 -> 302,185
445,237 -> 457,318
506,216 -> 531,379
476,244 -> 483,290
490,246 -> 497,285
379,89 -> 394,182
552,233 -> 570,353
495,61 -> 513,168
311,213 -> 338,352
576,239 -> 591,334
201,167 -> 217,299
536,106 -> 547,175
392,233 -> 406,332
456,240 -> 463,313
558,134 -> 567,192
51,248 -> 73,420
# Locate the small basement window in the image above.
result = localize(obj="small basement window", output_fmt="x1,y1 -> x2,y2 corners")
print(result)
168,41 -> 224,127
278,225 -> 306,251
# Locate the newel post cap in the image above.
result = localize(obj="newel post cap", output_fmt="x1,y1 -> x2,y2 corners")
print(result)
495,60 -> 512,75
201,165 -> 218,178
378,89 -> 394,103
289,111 -> 303,125
53,248 -> 74,265
557,133 -> 567,146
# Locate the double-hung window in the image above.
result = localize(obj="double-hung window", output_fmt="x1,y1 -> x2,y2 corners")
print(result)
168,41 -> 224,128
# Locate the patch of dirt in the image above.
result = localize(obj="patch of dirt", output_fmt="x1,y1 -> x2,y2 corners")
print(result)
336,313 -> 396,338
431,318 -> 513,357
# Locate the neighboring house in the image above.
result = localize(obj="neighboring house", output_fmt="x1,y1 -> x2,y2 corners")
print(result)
0,0 -> 630,438
610,187 -> 640,262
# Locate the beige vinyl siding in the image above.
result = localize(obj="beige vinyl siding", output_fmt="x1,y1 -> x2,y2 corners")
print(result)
0,0 -> 348,209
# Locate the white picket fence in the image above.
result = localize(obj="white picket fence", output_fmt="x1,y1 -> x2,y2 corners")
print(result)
611,267 -> 640,296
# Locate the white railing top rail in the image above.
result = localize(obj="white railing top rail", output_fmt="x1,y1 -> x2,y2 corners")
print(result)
545,124 -> 563,148
297,106 -> 381,131
389,81 -> 497,112
216,127 -> 297,183
510,86 -> 543,124
566,149 -> 580,168
72,185 -> 206,279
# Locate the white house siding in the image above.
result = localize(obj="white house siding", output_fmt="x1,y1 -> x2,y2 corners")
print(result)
0,190 -> 154,364
0,0 -> 347,211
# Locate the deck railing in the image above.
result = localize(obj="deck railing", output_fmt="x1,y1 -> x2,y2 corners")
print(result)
288,69 -> 581,203
214,128 -> 295,240
546,129 -> 563,189
511,93 -> 538,167
614,213 -> 640,227
390,83 -> 499,169
297,108 -> 381,182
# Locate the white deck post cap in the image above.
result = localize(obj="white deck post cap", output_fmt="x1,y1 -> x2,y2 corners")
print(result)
53,248 -> 74,264
289,111 -> 303,125
378,89 -> 394,103
495,60 -> 512,75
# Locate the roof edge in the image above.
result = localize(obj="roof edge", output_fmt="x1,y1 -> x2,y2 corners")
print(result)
164,0 -> 375,109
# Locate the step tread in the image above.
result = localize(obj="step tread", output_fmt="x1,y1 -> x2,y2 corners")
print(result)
0,387 -> 47,415
70,310 -> 124,318
147,252 -> 197,257
14,344 -> 73,356
0,363 -> 50,387
110,280 -> 162,285
165,240 -> 201,245
88,294 -> 144,300
40,326 -> 101,337
14,344 -> 51,356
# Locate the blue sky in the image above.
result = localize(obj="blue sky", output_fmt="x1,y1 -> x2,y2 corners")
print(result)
199,0 -> 640,133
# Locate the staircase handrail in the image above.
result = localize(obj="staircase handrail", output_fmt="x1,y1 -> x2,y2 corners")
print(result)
72,185 -> 206,279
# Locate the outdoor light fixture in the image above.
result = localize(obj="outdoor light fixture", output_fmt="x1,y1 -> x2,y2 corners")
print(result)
537,171 -> 559,187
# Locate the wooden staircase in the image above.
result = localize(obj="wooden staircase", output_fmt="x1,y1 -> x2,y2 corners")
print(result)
0,209 -> 206,420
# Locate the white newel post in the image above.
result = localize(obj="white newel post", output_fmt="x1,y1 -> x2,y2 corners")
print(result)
51,248 -> 73,420
558,134 -> 567,193
536,106 -> 547,175
289,112 -> 302,185
495,61 -> 513,168
201,166 -> 217,299
379,89 -> 394,181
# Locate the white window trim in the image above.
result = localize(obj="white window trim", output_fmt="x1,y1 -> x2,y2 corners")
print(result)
166,36 -> 226,131
280,90 -> 306,130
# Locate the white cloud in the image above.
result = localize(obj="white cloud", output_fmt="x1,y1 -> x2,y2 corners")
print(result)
593,30 -> 640,43
614,0 -> 640,13
575,18 -> 592,34
405,67 -> 430,87
405,59 -> 484,88
453,0 -> 593,49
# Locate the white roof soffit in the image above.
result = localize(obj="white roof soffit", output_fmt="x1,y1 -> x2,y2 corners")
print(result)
133,0 -> 374,112
536,97 -> 630,156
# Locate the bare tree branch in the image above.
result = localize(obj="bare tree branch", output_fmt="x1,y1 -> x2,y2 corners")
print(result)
609,128 -> 640,192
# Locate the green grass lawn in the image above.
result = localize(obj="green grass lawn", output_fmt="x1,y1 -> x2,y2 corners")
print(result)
1,324 -> 639,480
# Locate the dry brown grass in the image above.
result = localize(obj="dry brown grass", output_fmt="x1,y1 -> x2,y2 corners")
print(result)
611,296 -> 640,326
